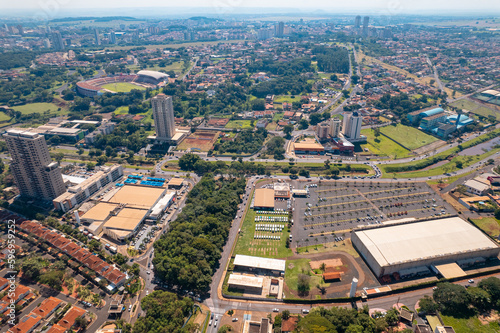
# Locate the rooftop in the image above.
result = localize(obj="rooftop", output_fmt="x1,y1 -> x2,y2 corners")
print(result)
103,208 -> 148,231
228,274 -> 264,288
107,185 -> 165,209
234,254 -> 286,272
254,188 -> 275,209
81,203 -> 118,221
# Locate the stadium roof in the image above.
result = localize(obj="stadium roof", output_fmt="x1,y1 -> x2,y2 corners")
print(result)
234,254 -> 286,272
353,217 -> 499,269
254,188 -> 275,208
137,70 -> 169,80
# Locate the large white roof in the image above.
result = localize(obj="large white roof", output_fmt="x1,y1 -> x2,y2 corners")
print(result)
137,70 -> 169,80
353,217 -> 499,269
234,254 -> 286,272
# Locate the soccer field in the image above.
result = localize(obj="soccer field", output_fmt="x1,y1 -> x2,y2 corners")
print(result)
101,82 -> 145,93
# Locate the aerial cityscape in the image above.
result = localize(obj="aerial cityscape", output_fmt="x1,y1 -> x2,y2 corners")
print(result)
0,2 -> 500,332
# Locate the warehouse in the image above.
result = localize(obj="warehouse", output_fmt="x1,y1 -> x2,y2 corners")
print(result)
233,255 -> 286,276
351,217 -> 500,278
253,188 -> 275,210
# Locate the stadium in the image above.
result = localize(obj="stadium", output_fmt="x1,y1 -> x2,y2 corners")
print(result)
76,70 -> 169,97
351,216 -> 500,280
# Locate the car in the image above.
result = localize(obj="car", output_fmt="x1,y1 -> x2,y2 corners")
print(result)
302,309 -> 310,314
147,271 -> 151,275
209,320 -> 212,326
432,287 -> 437,291
468,279 -> 475,283
129,305 -> 132,311
272,308 -> 279,312
232,318 -> 238,322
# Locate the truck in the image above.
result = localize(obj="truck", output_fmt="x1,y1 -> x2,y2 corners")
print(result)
109,246 -> 117,254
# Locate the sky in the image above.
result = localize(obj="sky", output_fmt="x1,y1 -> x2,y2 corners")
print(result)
2,0 -> 500,15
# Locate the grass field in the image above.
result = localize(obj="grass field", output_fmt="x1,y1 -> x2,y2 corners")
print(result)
472,218 -> 500,238
451,99 -> 500,120
0,111 -> 11,122
274,95 -> 302,104
441,314 -> 500,333
234,202 -> 292,259
225,120 -> 254,130
296,238 -> 359,258
382,148 -> 500,179
101,82 -> 146,93
360,128 -> 411,158
11,103 -> 65,115
284,259 -> 327,292
379,124 -> 438,150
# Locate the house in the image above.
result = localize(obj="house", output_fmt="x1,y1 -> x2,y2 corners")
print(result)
8,313 -> 42,333
57,306 -> 86,331
281,317 -> 299,333
32,297 -> 63,319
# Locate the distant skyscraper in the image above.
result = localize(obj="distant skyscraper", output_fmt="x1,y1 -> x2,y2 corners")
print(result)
275,21 -> 284,38
329,118 -> 342,138
51,31 -> 64,50
3,129 -> 65,200
342,112 -> 362,140
43,39 -> 51,48
152,94 -> 175,140
363,16 -> 370,36
354,16 -> 361,29
257,28 -> 274,40
17,25 -> 24,36
110,31 -> 116,44
94,28 -> 101,45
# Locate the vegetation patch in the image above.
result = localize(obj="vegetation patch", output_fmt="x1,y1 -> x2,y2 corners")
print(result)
379,124 -> 438,150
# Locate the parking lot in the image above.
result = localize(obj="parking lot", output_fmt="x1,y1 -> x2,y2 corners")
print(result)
290,180 -> 455,247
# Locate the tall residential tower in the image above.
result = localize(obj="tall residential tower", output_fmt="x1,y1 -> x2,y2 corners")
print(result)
342,112 -> 362,140
3,129 -> 65,200
152,94 -> 175,140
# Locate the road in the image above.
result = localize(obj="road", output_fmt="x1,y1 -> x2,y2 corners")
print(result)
425,54 -> 446,95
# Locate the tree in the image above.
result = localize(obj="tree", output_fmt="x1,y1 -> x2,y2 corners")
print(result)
297,274 -> 310,295
351,75 -> 360,84
178,153 -> 201,171
479,277 -> 500,305
384,308 -> 399,326
298,118 -> 309,130
495,209 -> 500,220
455,161 -> 463,169
296,315 -> 336,333
299,169 -> 310,178
468,287 -> 491,312
455,184 -> 467,195
418,295 -> 439,314
77,148 -> 84,155
283,125 -> 294,138
433,282 -> 470,315
281,310 -> 290,320
53,152 -> 64,163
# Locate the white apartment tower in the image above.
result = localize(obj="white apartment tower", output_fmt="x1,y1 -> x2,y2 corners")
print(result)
342,111 -> 362,139
152,94 -> 175,140
3,129 -> 65,200
329,118 -> 341,138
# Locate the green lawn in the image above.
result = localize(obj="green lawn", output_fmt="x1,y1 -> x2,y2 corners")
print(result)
450,99 -> 500,121
233,195 -> 292,259
274,95 -> 302,104
101,82 -> 146,93
0,111 -> 11,122
113,106 -> 129,115
379,124 -> 438,150
361,128 -> 411,158
441,314 -> 500,333
272,112 -> 284,122
11,103 -> 65,115
472,218 -> 500,238
284,258 -> 327,292
382,148 -> 500,179
225,120 -> 254,130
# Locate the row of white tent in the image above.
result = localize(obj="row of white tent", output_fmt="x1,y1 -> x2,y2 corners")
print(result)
255,216 -> 288,222
254,234 -> 281,240
255,210 -> 287,215
255,224 -> 285,232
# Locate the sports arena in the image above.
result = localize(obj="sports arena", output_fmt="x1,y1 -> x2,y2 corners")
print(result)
76,70 -> 169,97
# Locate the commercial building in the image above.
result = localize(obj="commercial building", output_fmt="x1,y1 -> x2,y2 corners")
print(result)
351,217 -> 500,278
274,183 -> 290,198
233,255 -> 286,276
463,179 -> 492,196
253,188 -> 275,210
342,111 -> 362,140
4,129 -> 65,200
293,142 -> 325,154
53,165 -> 123,212
228,274 -> 264,294
152,94 -> 175,141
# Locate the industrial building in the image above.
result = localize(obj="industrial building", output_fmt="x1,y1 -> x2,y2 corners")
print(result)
233,255 -> 286,276
351,217 -> 500,278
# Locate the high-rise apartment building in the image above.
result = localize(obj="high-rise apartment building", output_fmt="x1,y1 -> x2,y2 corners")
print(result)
329,118 -> 342,138
94,28 -> 101,45
316,123 -> 330,140
3,129 -> 65,200
275,22 -> 284,37
342,112 -> 362,140
152,94 -> 175,140
354,16 -> 361,29
363,16 -> 370,36
109,31 -> 116,44
51,31 -> 64,50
